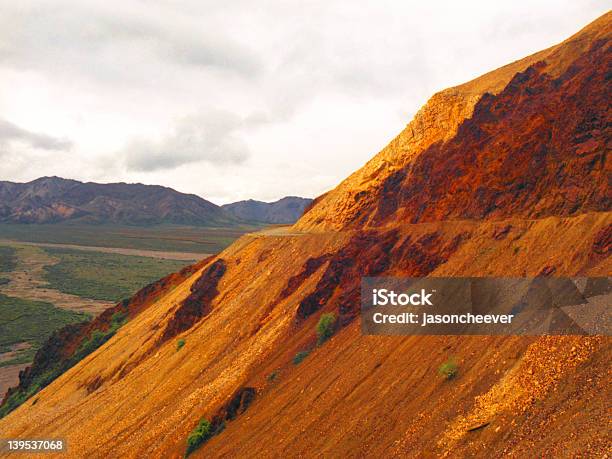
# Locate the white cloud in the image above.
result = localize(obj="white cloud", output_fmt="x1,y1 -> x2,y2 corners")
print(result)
123,111 -> 251,172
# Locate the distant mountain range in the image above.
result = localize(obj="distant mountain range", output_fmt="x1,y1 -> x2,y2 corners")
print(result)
222,197 -> 312,224
0,177 -> 311,226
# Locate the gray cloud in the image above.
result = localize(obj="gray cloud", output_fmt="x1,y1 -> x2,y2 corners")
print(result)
123,111 -> 250,172
160,34 -> 260,75
0,118 -> 72,151
0,2 -> 261,81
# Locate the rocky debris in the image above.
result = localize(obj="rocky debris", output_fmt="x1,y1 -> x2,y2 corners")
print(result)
492,225 -> 512,240
466,421 -> 490,432
439,336 -> 606,454
592,224 -> 611,255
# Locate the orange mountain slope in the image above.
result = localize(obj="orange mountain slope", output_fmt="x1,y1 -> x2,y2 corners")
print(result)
296,11 -> 611,231
0,12 -> 610,459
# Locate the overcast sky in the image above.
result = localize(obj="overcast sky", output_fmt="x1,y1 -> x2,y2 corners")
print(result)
0,1 -> 608,204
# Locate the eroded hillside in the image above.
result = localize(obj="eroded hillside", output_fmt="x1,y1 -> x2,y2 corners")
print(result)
0,12 -> 610,459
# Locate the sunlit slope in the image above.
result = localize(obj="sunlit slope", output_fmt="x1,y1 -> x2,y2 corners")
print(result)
0,12 -> 610,459
0,213 -> 609,457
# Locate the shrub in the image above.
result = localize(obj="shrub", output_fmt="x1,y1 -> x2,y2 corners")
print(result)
267,371 -> 278,382
177,339 -> 185,351
74,330 -> 111,361
438,358 -> 459,380
316,313 -> 337,345
185,418 -> 212,456
110,311 -> 128,330
293,350 -> 310,365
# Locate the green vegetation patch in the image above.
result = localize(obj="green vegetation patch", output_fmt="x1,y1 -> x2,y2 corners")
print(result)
0,245 -> 17,272
438,358 -> 459,380
176,338 -> 186,351
185,418 -> 214,456
42,247 -> 188,302
293,350 -> 310,365
70,311 -> 127,363
0,223 -> 261,254
316,313 -> 337,345
0,347 -> 36,368
184,417 -> 226,457
0,293 -> 89,367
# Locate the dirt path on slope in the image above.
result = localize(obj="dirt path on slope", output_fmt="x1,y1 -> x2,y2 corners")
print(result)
252,225 -> 306,237
0,243 -> 114,316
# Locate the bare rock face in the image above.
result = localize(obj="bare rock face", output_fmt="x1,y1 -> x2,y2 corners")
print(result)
350,44 -> 610,227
